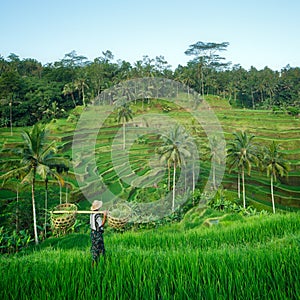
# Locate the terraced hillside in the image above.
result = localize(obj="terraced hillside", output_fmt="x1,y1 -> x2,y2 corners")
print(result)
1,97 -> 299,214
214,108 -> 300,209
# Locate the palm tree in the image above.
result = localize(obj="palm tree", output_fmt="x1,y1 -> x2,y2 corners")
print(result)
157,125 -> 191,211
137,88 -> 153,110
74,78 -> 89,107
202,136 -> 226,190
1,124 -> 64,244
227,131 -> 258,209
226,147 -> 242,200
262,141 -> 289,213
62,82 -> 77,108
116,100 -> 133,150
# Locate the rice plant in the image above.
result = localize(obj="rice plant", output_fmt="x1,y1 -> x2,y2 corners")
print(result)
0,212 -> 299,300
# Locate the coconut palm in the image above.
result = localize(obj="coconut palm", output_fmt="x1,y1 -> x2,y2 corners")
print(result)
0,124 -> 66,244
116,100 -> 133,150
185,143 -> 198,193
157,125 -> 192,211
202,136 -> 226,190
262,141 -> 289,213
62,82 -> 77,108
227,131 -> 258,209
74,78 -> 89,107
226,146 -> 242,200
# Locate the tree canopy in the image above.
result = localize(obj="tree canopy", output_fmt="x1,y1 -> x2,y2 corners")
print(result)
1,44 -> 300,127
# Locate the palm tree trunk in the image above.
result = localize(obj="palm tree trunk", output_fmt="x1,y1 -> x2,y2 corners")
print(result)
251,90 -> 255,109
123,121 -> 126,150
82,86 -> 86,107
271,175 -> 275,214
167,163 -> 171,191
44,179 -> 48,237
242,166 -> 246,209
172,163 -> 176,211
212,162 -> 216,190
238,172 -> 240,199
32,177 -> 39,245
65,184 -> 68,203
16,186 -> 19,232
192,162 -> 195,193
184,168 -> 187,192
9,97 -> 13,136
71,93 -> 76,108
59,181 -> 62,204
200,66 -> 205,99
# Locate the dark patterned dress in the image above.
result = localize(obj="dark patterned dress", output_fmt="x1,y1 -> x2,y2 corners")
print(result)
90,213 -> 105,262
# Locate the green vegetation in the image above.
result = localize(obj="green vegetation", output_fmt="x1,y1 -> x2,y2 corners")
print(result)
0,124 -> 69,244
1,96 -> 299,245
1,43 -> 300,127
1,212 -> 299,299
0,42 -> 299,299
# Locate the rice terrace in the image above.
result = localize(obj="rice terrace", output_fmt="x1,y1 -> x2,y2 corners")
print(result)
0,48 -> 300,299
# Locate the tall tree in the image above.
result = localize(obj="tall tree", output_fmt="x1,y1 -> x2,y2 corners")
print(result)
0,124 -> 63,244
209,136 -> 226,190
157,125 -> 191,211
184,41 -> 229,97
227,131 -> 258,208
116,100 -> 133,150
62,82 -> 77,108
262,141 -> 289,213
0,70 -> 23,135
74,77 -> 89,107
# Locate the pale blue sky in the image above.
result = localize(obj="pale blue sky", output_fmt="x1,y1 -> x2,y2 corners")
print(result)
0,0 -> 299,70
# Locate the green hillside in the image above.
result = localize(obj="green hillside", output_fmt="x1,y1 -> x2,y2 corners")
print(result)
1,96 -> 299,215
1,98 -> 300,299
68,97 -> 300,211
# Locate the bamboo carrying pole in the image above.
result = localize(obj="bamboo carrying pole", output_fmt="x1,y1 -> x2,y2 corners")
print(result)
52,210 -> 107,214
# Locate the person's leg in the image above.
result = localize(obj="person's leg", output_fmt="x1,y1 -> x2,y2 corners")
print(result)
91,230 -> 100,267
98,233 -> 105,256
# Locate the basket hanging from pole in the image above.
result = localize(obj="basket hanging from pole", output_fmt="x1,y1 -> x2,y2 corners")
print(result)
107,203 -> 131,229
51,203 -> 77,233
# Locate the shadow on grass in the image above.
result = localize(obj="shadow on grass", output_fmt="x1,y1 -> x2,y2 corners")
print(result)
40,233 -> 90,251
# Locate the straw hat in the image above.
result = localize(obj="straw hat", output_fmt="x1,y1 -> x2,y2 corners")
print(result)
91,200 -> 103,211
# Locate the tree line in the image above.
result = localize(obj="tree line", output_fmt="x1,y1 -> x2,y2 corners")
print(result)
1,41 -> 300,127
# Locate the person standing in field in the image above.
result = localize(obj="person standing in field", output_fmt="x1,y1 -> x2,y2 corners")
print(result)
90,200 -> 107,267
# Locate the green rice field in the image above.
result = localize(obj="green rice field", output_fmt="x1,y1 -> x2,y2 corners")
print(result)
66,98 -> 300,210
1,97 -> 299,211
1,212 -> 299,299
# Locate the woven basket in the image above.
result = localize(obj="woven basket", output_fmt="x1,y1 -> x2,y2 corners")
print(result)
108,203 -> 131,229
51,203 -> 77,232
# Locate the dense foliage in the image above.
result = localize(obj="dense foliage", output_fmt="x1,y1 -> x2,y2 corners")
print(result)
1,43 -> 300,127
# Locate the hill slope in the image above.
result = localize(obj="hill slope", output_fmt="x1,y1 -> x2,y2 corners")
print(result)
1,97 -> 299,213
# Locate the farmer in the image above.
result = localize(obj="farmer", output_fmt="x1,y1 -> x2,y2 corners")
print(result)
90,200 -> 107,267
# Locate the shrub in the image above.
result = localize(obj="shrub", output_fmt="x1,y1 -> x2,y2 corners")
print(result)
287,106 -> 300,116
0,227 -> 33,254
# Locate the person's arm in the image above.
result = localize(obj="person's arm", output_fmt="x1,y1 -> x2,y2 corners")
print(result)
101,210 -> 107,227
94,214 -> 101,231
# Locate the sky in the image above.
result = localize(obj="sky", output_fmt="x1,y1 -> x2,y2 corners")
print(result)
0,0 -> 300,71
